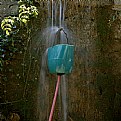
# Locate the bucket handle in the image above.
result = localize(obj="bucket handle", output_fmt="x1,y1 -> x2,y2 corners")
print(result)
53,27 -> 69,46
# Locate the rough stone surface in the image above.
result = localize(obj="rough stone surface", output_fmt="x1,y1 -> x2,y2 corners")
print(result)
1,0 -> 121,121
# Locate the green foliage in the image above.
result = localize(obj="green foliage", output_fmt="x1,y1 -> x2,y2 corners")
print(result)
1,0 -> 38,36
1,16 -> 16,36
0,34 -> 19,71
18,0 -> 38,26
19,4 -> 38,25
0,35 -> 5,71
19,4 -> 30,25
0,58 -> 4,71
0,0 -> 38,71
18,0 -> 34,6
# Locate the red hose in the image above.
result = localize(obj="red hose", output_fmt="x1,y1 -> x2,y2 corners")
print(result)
48,75 -> 61,121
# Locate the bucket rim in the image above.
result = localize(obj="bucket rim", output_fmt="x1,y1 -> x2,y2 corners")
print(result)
49,44 -> 74,48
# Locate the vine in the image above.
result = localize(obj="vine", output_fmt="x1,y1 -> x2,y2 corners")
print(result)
0,1 -> 39,119
1,0 -> 38,36
0,0 -> 38,71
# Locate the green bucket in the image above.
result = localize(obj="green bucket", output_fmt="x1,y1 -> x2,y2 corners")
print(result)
47,44 -> 74,75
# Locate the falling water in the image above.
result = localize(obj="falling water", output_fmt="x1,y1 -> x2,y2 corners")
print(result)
43,0 -> 72,48
49,1 -> 68,121
61,75 -> 68,121
37,50 -> 49,121
59,0 -> 62,27
52,0 -> 54,27
38,0 -> 72,121
41,0 -> 69,121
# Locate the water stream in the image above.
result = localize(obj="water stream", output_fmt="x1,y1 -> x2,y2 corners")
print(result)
37,50 -> 49,121
48,1 -> 68,121
61,75 -> 68,121
38,0 -> 69,121
44,0 -> 70,48
49,1 -> 68,120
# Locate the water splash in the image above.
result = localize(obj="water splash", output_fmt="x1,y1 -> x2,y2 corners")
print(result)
46,1 -> 69,121
44,0 -> 73,48
43,26 -> 70,48
39,0 -> 71,121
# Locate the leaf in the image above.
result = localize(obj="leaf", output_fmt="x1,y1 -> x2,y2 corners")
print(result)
6,30 -> 10,36
8,19 -> 14,24
19,11 -> 29,18
3,28 -> 12,32
2,24 -> 12,30
34,11 -> 38,16
19,4 -> 26,12
21,18 -> 28,24
21,15 -> 29,19
1,21 -> 6,28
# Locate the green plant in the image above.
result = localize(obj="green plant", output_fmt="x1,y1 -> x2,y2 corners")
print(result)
0,0 -> 38,71
19,4 -> 38,25
1,16 -> 18,36
18,0 -> 38,25
0,34 -> 18,70
1,0 -> 38,36
18,0 -> 34,5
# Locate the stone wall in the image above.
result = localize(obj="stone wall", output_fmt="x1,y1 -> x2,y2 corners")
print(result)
1,0 -> 121,121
